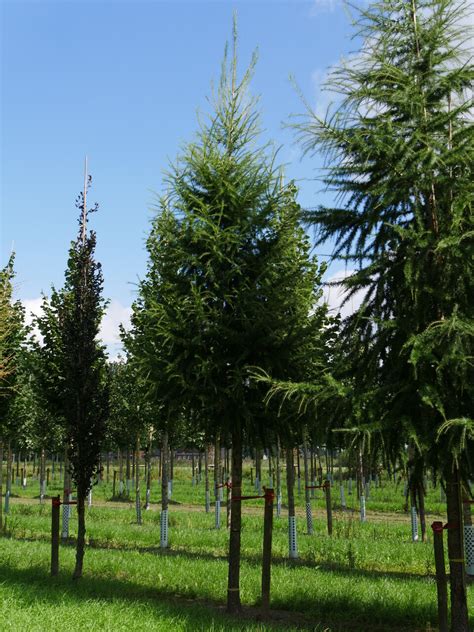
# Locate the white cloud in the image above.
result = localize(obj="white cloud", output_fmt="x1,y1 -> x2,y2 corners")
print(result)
100,300 -> 132,345
22,297 -> 44,342
323,269 -> 365,319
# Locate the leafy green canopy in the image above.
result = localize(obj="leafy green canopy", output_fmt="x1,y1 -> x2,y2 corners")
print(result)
35,188 -> 109,493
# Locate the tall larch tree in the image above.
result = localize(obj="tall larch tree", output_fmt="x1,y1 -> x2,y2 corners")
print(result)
131,21 -> 331,613
293,0 -> 473,628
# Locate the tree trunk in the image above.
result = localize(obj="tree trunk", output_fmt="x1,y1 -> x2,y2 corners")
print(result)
145,440 -> 152,510
40,447 -> 46,503
286,447 -> 298,558
204,444 -> 210,512
276,442 -> 281,517
255,449 -> 261,492
303,440 -> 313,535
126,448 -> 131,496
160,433 -> 169,549
317,450 -> 323,486
227,424 -> 242,613
135,437 -> 142,525
214,435 -> 220,501
310,447 -> 315,498
445,466 -> 469,631
170,448 -> 174,486
161,435 -> 168,513
61,449 -> 70,540
462,482 -> 472,526
418,482 -> 427,542
73,487 -> 86,579
296,447 -> 301,495
6,440 -> 12,507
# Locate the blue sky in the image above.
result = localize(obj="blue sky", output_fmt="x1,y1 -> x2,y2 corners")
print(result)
1,0 -> 359,352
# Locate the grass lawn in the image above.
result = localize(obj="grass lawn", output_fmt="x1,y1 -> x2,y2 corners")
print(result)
0,464 -> 472,631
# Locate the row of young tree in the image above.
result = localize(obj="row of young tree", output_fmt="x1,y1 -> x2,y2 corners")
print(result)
0,0 -> 472,629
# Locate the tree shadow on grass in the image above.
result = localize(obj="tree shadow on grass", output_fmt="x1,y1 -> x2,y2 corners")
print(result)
3,536 -> 472,631
0,560 -> 315,631
0,556 -> 447,632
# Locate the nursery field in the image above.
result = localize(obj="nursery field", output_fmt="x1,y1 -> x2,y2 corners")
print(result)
1,464 -> 472,631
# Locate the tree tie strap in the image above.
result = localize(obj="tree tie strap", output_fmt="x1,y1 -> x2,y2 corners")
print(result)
431,520 -> 458,532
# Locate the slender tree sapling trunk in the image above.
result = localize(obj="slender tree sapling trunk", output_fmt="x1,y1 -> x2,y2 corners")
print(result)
6,440 -> 12,502
286,447 -> 297,558
204,445 -> 210,513
145,440 -> 152,510
126,448 -> 131,496
445,466 -> 469,631
303,440 -> 313,534
227,425 -> 242,613
418,482 -> 427,542
135,437 -> 142,524
160,433 -> 169,549
62,449 -> 70,541
73,482 -> 86,579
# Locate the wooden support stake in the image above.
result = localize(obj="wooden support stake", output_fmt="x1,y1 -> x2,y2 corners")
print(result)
51,496 -> 60,576
261,489 -> 274,612
431,522 -> 448,632
112,470 -> 117,498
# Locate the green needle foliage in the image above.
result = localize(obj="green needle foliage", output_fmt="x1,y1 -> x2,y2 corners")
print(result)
290,0 -> 473,628
130,20 -> 330,613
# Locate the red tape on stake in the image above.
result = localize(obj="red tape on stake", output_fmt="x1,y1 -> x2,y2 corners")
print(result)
52,498 -> 77,507
431,520 -> 458,532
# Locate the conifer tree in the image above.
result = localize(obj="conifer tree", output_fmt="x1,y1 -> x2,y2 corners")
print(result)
131,22 -> 330,612
292,0 -> 473,627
